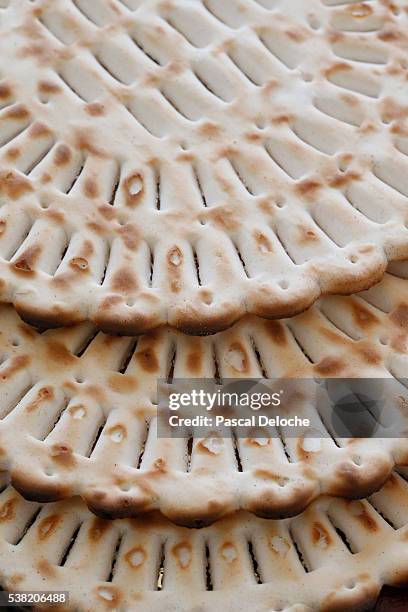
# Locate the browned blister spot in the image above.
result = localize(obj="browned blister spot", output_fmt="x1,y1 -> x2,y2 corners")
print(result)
3,103 -> 30,121
125,545 -> 146,568
69,257 -> 89,272
0,355 -> 30,381
351,302 -> 379,327
108,372 -> 138,394
37,559 -> 56,579
0,498 -> 16,521
124,173 -> 144,206
85,102 -> 105,116
118,223 -> 140,250
265,320 -> 287,345
26,386 -> 54,412
315,356 -> 345,376
5,147 -> 21,161
50,443 -> 76,467
89,517 -> 111,542
45,340 -> 76,366
38,80 -> 62,95
37,514 -> 60,540
356,344 -> 381,366
206,204 -> 241,231
347,2 -> 373,18
312,522 -> 332,547
83,177 -> 99,199
111,268 -> 138,292
347,501 -> 379,531
29,122 -> 52,139
186,349 -> 203,374
13,244 -> 42,273
390,303 -> 408,328
299,225 -> 319,243
0,170 -> 33,200
325,62 -> 352,80
135,346 -> 159,373
54,144 -> 72,166
172,541 -> 192,568
0,83 -> 12,99
295,179 -> 321,198
253,230 -> 273,253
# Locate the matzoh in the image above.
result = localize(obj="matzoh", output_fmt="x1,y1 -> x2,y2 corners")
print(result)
0,0 -> 406,332
0,268 -> 406,524
0,472 -> 407,611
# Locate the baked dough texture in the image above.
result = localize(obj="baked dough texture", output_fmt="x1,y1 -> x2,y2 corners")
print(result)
0,267 -> 406,524
0,472 -> 407,611
0,0 -> 407,332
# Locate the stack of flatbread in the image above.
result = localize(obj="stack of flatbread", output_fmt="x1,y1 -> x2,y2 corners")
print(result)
0,0 -> 407,609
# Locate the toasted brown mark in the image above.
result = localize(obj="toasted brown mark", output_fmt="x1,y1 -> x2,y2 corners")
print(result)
50,443 -> 76,467
299,226 -> 319,243
5,147 -> 21,161
0,83 -> 12,99
123,173 -> 144,206
0,220 -> 6,236
54,144 -> 72,166
325,62 -> 352,80
37,514 -> 60,540
390,303 -> 408,328
347,3 -> 373,18
107,373 -> 137,394
356,344 -> 381,366
295,179 -> 321,198
312,521 -> 332,546
0,355 -> 30,381
83,177 -> 99,199
75,132 -> 106,158
89,517 -> 111,542
85,102 -> 105,116
111,268 -> 138,292
26,386 -> 54,412
186,349 -> 202,374
125,545 -> 146,568
3,103 -> 30,121
135,346 -> 159,373
0,498 -> 16,521
37,559 -> 56,579
118,223 -> 140,250
45,340 -> 76,366
96,585 -> 121,607
253,230 -> 273,253
351,302 -> 379,327
38,80 -> 62,95
347,501 -> 379,531
69,257 -> 89,272
13,244 -> 42,273
0,170 -> 33,200
265,320 -> 287,345
206,205 -> 241,231
172,541 -> 192,568
29,122 -> 52,139
329,170 -> 360,190
314,356 -> 345,376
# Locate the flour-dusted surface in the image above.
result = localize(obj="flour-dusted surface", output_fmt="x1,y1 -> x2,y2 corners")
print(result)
0,268 -> 405,523
0,0 -> 407,332
0,473 -> 408,611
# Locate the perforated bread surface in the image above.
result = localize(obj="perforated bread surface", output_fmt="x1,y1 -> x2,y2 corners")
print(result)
0,0 -> 407,331
0,472 -> 408,611
0,267 -> 406,524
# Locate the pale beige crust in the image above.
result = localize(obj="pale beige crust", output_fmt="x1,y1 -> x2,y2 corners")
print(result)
0,473 -> 407,611
0,0 -> 406,331
0,268 -> 406,524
